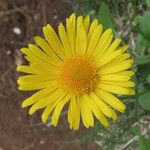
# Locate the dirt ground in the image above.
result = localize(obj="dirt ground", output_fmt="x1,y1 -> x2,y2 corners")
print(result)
0,0 -> 99,149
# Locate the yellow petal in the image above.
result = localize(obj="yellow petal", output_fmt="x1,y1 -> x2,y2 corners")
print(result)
103,38 -> 121,54
18,82 -> 48,91
41,92 -> 69,123
17,65 -> 37,74
18,79 -> 57,91
41,105 -> 54,123
43,24 -> 65,60
93,29 -> 113,59
68,95 -> 80,130
17,63 -> 60,75
98,71 -> 134,81
88,19 -> 98,39
22,86 -> 58,108
95,88 -> 126,113
83,15 -> 90,33
117,53 -> 131,61
118,45 -> 128,53
73,95 -> 80,130
17,74 -> 57,85
84,94 -> 109,127
97,112 -> 110,127
90,93 -> 117,121
29,88 -> 65,115
68,94 -> 76,129
116,71 -> 135,76
34,36 -> 61,63
79,95 -> 94,128
127,88 -> 136,95
97,82 -> 133,95
28,44 -> 59,66
97,44 -> 128,67
58,23 -> 71,57
29,63 -> 60,74
66,13 -> 76,54
68,100 -> 72,128
76,16 -> 87,55
86,24 -> 103,55
21,48 -> 57,68
51,93 -> 71,126
98,59 -> 133,74
100,80 -> 135,87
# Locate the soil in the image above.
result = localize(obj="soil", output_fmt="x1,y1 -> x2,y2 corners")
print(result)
0,0 -> 99,150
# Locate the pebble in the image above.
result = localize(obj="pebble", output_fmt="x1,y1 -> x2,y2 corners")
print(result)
6,50 -> 11,55
53,15 -> 58,20
46,122 -> 52,127
40,140 -> 45,145
13,27 -> 21,35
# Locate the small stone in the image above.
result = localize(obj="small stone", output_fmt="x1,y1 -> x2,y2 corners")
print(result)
15,50 -> 23,66
40,140 -> 45,145
46,122 -> 52,127
53,15 -> 58,20
13,27 -> 21,35
6,50 -> 11,55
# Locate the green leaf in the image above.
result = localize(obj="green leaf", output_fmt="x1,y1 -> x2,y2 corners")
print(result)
138,85 -> 150,110
98,2 -> 114,30
146,0 -> 150,7
138,64 -> 150,82
140,11 -> 150,39
136,34 -> 150,53
139,136 -> 150,150
146,74 -> 150,84
136,11 -> 150,52
135,55 -> 150,65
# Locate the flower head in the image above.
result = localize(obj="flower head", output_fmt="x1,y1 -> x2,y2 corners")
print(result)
17,13 -> 135,130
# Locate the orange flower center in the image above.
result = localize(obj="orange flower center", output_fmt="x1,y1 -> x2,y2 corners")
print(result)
59,56 -> 97,94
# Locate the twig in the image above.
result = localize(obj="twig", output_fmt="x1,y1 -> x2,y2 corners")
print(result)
121,129 -> 147,150
121,136 -> 139,150
0,7 -> 25,17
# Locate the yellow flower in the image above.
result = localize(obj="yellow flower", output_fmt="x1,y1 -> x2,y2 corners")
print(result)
17,13 -> 135,130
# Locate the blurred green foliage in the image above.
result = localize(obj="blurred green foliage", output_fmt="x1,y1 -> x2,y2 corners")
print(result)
98,2 -> 114,30
146,0 -> 150,7
136,10 -> 150,52
67,0 -> 150,149
139,135 -> 150,150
